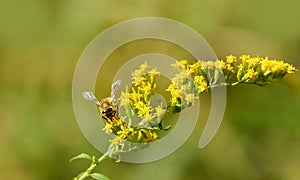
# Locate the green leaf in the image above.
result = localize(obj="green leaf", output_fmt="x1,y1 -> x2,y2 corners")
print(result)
70,153 -> 92,162
90,173 -> 110,180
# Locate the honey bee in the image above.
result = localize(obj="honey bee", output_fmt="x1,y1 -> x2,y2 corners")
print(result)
82,79 -> 121,124
82,79 -> 161,143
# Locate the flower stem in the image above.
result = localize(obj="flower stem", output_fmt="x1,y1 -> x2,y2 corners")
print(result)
97,153 -> 108,163
76,153 -> 108,180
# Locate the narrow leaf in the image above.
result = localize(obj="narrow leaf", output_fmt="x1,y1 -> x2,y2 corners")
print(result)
70,153 -> 92,162
90,173 -> 110,180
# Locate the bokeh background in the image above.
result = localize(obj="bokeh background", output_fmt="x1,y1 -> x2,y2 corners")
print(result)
1,0 -> 300,179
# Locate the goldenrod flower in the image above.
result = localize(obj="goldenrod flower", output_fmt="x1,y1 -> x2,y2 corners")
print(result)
201,60 -> 216,70
173,71 -> 189,83
138,82 -> 152,96
119,90 -> 131,107
215,59 -> 227,70
166,83 -> 182,107
139,62 -> 149,71
132,69 -> 144,81
109,136 -> 124,146
134,101 -> 152,117
132,76 -> 146,86
103,123 -> 113,134
129,87 -> 143,103
117,125 -> 132,139
226,54 -> 237,64
188,61 -> 202,74
287,64 -> 297,73
242,69 -> 258,82
147,132 -> 158,142
194,75 -> 208,93
166,84 -> 181,97
185,93 -> 195,106
139,114 -> 157,128
148,68 -> 159,79
172,60 -> 186,69
179,59 -> 189,67
155,103 -> 166,118
240,54 -> 250,62
237,55 -> 296,85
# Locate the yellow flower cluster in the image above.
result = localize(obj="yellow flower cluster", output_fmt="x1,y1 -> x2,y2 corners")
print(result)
166,60 -> 197,110
192,55 -> 237,86
132,63 -> 159,89
116,62 -> 166,143
166,54 -> 296,110
166,55 -> 236,109
237,55 -> 297,85
194,75 -> 208,93
116,124 -> 158,143
114,55 -> 296,142
102,112 -> 158,144
127,62 -> 164,125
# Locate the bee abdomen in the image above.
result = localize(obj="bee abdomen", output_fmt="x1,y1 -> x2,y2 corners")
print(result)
101,108 -> 117,124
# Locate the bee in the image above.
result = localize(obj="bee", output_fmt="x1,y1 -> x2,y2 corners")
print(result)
82,79 -> 121,124
82,79 -> 161,143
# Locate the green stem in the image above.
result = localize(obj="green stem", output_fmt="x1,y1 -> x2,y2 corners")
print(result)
125,106 -> 132,126
230,82 -> 239,86
208,81 -> 239,89
76,153 -> 108,180
209,83 -> 229,88
97,153 -> 108,163
77,164 -> 97,180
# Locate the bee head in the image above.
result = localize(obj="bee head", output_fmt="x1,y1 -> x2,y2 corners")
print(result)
99,97 -> 113,111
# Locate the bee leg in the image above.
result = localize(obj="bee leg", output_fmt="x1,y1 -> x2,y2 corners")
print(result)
115,104 -> 119,115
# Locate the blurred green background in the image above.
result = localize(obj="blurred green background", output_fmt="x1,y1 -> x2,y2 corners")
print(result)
1,0 -> 300,179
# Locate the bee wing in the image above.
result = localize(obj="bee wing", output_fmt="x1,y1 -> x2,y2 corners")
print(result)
111,79 -> 122,102
82,91 -> 100,105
